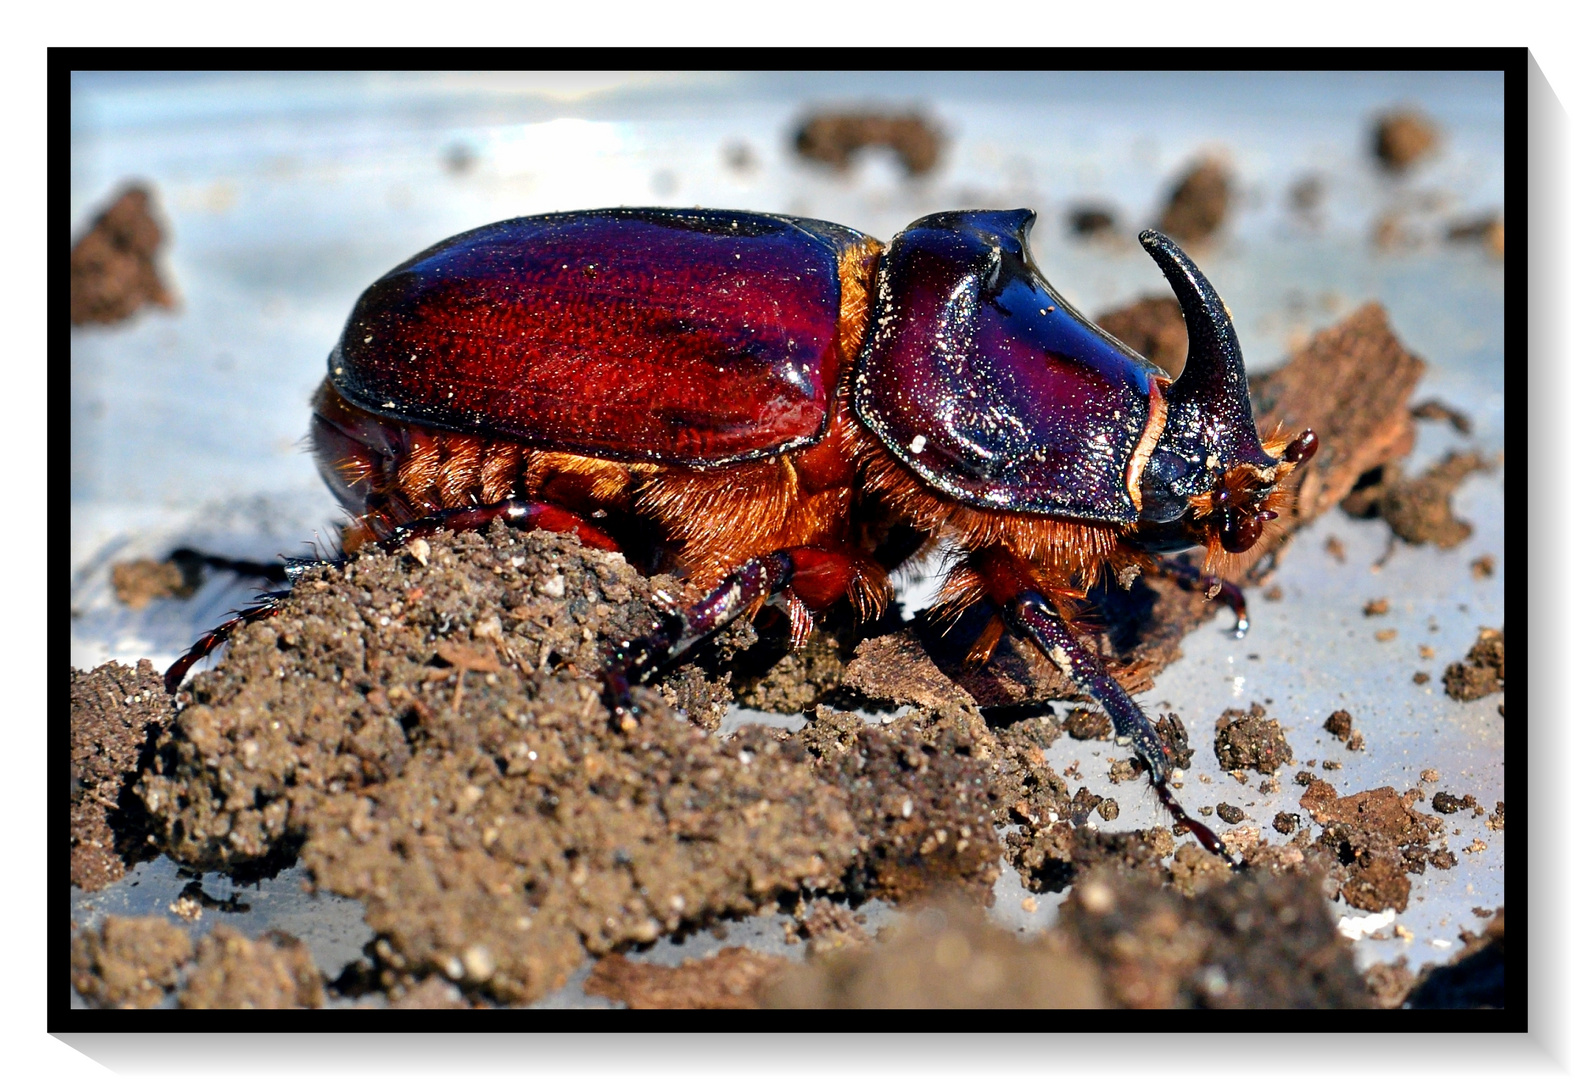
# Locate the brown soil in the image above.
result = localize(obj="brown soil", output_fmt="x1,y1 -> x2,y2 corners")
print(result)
1373,111 -> 1439,172
585,946 -> 788,1008
1443,627 -> 1505,701
788,707 -> 1002,903
1097,295 -> 1188,378
792,111 -> 942,176
1341,450 -> 1495,548
70,660 -> 172,890
179,925 -> 324,1009
1158,158 -> 1232,244
71,916 -> 193,1008
1057,867 -> 1371,1008
138,527 -> 859,1003
1299,781 -> 1446,913
70,185 -> 177,326
1252,304 -> 1426,529
762,895 -> 1107,1008
1214,703 -> 1295,774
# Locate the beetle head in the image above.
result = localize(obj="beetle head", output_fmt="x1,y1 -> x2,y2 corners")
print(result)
1132,230 -> 1317,560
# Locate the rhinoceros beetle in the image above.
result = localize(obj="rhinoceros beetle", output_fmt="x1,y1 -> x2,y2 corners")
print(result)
167,207 -> 1317,859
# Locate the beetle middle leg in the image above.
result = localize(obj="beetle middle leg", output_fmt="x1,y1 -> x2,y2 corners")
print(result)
965,547 -> 1235,860
600,546 -> 869,728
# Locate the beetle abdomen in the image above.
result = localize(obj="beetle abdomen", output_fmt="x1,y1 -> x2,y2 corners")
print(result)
853,209 -> 1164,525
331,208 -> 875,468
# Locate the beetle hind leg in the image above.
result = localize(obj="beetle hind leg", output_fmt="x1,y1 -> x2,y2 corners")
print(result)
163,591 -> 289,693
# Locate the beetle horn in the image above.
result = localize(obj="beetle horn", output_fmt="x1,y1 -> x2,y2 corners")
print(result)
1138,230 -> 1252,419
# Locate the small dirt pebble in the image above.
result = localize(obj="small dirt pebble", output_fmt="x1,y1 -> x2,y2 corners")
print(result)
791,897 -> 872,958
1215,803 -> 1246,825
1159,158 -> 1232,244
1469,554 -> 1495,579
1067,205 -> 1119,240
71,916 -> 193,1008
1272,812 -> 1301,835
70,184 -> 177,325
1421,768 -> 1440,783
1443,627 -> 1505,701
1323,710 -> 1354,740
179,925 -> 324,1009
1487,802 -> 1505,831
585,947 -> 789,1009
1430,792 -> 1472,815
111,558 -> 197,609
1373,110 -> 1439,172
1374,629 -> 1398,642
1362,599 -> 1390,618
792,111 -> 942,176
1412,671 -> 1431,685
1214,703 -> 1295,774
1324,535 -> 1347,562
1294,770 -> 1316,787
1064,707 -> 1111,741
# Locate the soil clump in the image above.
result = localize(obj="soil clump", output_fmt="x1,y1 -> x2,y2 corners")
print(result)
71,915 -> 193,1008
792,111 -> 942,176
1298,781 -> 1446,913
1443,627 -> 1505,701
70,660 -> 172,890
70,184 -> 177,326
1158,158 -> 1232,244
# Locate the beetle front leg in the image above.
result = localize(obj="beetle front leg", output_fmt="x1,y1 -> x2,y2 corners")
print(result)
1005,590 -> 1237,864
1153,556 -> 1250,637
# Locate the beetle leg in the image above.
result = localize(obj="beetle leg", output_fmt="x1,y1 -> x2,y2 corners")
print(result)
163,592 -> 288,693
1005,590 -> 1238,865
1153,556 -> 1250,637
378,499 -> 621,553
774,589 -> 815,651
602,546 -> 863,727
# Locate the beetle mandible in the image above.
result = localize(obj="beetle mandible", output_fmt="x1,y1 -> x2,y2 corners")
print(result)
168,207 -> 1317,859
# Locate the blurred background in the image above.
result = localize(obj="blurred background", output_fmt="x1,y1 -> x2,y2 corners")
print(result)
68,69 -> 1505,988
